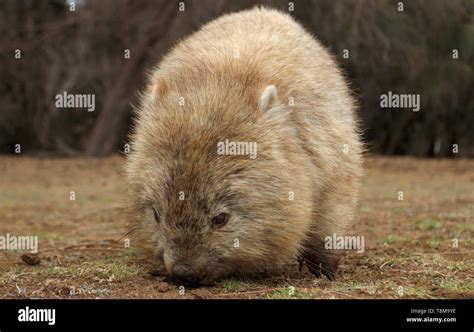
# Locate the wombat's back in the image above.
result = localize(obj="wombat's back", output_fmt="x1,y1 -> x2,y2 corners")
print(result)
150,7 -> 362,169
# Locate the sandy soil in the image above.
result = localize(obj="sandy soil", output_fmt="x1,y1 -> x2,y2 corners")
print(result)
0,156 -> 472,299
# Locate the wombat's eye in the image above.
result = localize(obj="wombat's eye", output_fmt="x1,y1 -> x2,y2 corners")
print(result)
212,213 -> 230,229
153,207 -> 160,223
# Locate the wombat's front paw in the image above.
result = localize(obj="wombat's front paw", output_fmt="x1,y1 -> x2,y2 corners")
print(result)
300,253 -> 340,281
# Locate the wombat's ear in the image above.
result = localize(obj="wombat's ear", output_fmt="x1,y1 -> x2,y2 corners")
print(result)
150,80 -> 169,102
258,85 -> 278,112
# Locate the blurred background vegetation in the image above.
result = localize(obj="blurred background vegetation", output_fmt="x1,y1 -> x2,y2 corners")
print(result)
0,0 -> 473,157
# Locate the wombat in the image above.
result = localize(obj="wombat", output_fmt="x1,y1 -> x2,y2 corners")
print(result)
126,7 -> 363,285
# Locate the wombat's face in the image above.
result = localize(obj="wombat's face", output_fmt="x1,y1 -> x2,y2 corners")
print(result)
127,85 -> 313,285
149,184 -> 249,285
143,154 -> 311,286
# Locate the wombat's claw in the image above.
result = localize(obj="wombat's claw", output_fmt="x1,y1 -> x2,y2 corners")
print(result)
321,264 -> 336,281
298,257 -> 322,277
321,257 -> 339,281
304,255 -> 339,281
297,258 -> 304,272
305,261 -> 322,278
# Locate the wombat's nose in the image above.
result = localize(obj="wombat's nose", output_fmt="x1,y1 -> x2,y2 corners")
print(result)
172,264 -> 199,285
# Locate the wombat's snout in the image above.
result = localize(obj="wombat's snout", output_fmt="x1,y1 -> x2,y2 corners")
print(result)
171,264 -> 200,285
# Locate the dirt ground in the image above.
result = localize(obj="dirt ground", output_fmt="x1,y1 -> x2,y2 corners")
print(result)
0,156 -> 472,299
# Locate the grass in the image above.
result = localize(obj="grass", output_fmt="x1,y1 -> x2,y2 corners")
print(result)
376,236 -> 409,245
359,206 -> 374,213
267,286 -> 306,299
0,254 -> 140,285
81,259 -> 139,281
440,280 -> 474,292
220,278 -> 243,292
390,207 -> 407,215
416,219 -> 444,231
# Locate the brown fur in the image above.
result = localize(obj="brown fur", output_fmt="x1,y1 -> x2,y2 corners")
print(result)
126,7 -> 363,284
